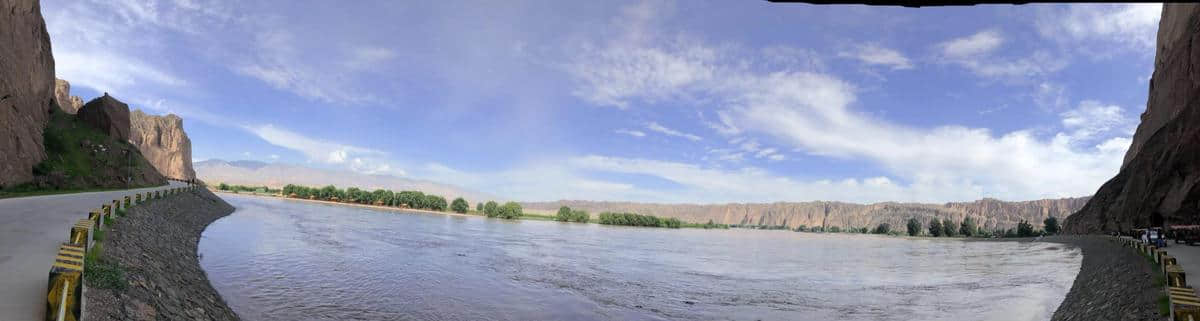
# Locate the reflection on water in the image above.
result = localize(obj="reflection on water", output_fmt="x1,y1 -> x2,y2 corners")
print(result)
199,194 -> 1081,321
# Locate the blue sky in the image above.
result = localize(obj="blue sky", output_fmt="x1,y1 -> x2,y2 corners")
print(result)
42,1 -> 1160,203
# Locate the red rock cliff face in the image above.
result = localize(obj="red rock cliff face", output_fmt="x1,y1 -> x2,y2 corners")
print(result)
0,0 -> 55,188
525,197 -> 1088,231
129,110 -> 195,180
1065,4 -> 1200,234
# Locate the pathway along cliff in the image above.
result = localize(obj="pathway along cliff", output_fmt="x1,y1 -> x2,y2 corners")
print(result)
84,189 -> 239,321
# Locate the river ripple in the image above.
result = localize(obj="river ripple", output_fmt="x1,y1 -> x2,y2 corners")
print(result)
199,194 -> 1081,321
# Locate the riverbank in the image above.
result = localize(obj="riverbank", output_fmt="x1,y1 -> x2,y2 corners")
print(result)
1045,235 -> 1163,321
84,189 -> 240,321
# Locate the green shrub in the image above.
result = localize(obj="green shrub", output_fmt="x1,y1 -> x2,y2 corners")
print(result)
84,244 -> 125,290
450,197 -> 469,214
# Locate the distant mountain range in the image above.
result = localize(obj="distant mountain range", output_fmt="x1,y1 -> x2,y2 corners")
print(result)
195,159 -> 495,203
198,159 -> 1089,230
524,197 -> 1091,231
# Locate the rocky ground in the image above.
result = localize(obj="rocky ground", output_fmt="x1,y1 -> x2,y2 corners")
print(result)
84,189 -> 239,321
1047,235 -> 1165,321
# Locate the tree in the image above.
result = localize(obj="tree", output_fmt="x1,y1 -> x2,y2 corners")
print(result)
906,218 -> 921,236
570,209 -> 589,223
556,206 -> 573,222
872,223 -> 891,234
476,202 -> 483,212
484,201 -> 499,217
942,218 -> 956,237
929,219 -> 943,237
218,183 -> 229,191
829,226 -> 841,233
425,195 -> 448,211
1017,220 -> 1035,237
451,197 -> 469,214
1044,216 -> 1060,235
498,202 -> 523,219
960,216 -> 976,237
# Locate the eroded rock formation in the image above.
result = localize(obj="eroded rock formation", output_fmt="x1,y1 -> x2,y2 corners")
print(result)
1065,4 -> 1200,233
0,0 -> 55,188
77,93 -> 132,142
525,197 -> 1088,231
130,110 -> 195,180
53,78 -> 83,114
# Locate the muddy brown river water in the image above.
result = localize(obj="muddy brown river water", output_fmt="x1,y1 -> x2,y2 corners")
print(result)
199,194 -> 1081,321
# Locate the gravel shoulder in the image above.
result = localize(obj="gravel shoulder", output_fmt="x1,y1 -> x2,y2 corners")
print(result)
1045,235 -> 1165,321
83,189 -> 239,321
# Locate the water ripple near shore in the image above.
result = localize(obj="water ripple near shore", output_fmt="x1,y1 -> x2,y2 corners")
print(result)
200,194 -> 1081,321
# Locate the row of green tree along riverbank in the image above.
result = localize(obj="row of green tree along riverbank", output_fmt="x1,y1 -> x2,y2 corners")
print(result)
217,183 -> 1059,236
735,216 -> 1063,238
216,183 -> 727,229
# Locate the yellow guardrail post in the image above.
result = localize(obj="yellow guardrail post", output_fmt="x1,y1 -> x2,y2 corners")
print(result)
102,205 -> 111,222
87,211 -> 102,232
124,195 -> 131,208
1169,286 -> 1200,321
70,220 -> 92,250
112,200 -> 119,211
46,243 -> 83,321
1168,265 -> 1189,288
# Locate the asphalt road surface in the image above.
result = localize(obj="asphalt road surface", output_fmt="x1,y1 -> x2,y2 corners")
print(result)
0,181 -> 187,321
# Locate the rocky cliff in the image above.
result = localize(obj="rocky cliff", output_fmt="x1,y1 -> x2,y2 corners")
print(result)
77,93 -> 132,142
129,110 -> 195,180
1065,4 -> 1200,234
0,0 -> 55,188
525,197 -> 1089,231
53,78 -> 83,114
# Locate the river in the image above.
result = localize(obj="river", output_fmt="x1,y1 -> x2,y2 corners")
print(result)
198,194 -> 1082,321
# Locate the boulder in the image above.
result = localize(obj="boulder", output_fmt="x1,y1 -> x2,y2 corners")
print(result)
53,78 -> 83,114
0,0 -> 56,187
130,110 -> 195,180
1066,4 -> 1200,233
77,93 -> 131,142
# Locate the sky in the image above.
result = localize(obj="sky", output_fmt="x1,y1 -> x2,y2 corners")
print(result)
41,0 -> 1161,204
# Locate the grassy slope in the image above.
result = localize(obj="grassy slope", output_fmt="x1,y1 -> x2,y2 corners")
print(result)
0,109 -> 164,198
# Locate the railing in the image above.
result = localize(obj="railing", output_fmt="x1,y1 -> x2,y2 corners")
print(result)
1110,235 -> 1200,320
44,181 -> 200,321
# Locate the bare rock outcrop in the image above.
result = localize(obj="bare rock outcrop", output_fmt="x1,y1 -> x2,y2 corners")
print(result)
130,110 -> 195,180
525,197 -> 1088,231
77,93 -> 132,142
53,78 -> 83,114
0,0 -> 56,188
1065,4 -> 1200,233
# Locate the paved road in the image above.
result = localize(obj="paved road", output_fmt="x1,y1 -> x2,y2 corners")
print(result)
1161,239 -> 1200,294
0,181 -> 187,321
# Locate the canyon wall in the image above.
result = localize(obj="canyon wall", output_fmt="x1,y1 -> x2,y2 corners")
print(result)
53,78 -> 83,114
130,110 -> 195,180
1065,4 -> 1200,233
0,0 -> 55,188
525,197 -> 1088,230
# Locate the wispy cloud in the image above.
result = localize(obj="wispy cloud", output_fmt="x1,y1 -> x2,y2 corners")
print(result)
645,122 -> 702,141
1036,4 -> 1161,57
615,128 -> 647,137
936,29 -> 1067,79
562,2 -> 1131,201
839,43 -> 913,70
243,124 -> 403,176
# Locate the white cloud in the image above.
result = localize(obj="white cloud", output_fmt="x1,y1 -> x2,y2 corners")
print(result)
615,128 -> 647,137
936,30 -> 1067,79
940,30 -> 1004,59
1036,4 -> 1162,56
645,122 -> 703,141
244,124 -> 404,176
561,3 -> 1131,202
839,43 -> 913,70
1060,100 -> 1135,142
